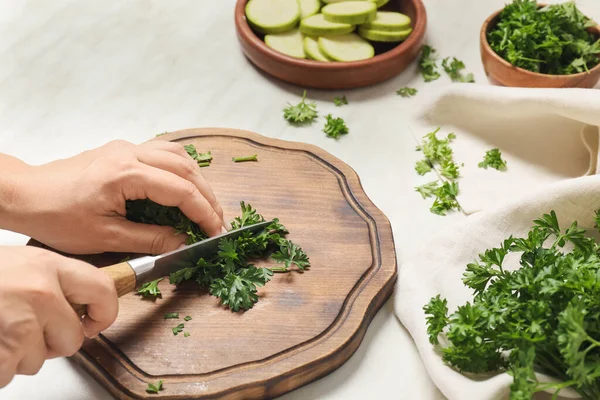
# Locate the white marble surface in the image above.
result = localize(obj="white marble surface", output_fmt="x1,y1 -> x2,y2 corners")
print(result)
0,0 -> 599,399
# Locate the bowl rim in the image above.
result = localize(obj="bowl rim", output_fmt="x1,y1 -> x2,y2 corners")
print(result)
480,3 -> 600,80
235,0 -> 427,70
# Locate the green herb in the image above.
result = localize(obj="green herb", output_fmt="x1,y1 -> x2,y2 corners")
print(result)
127,201 -> 309,312
271,239 -> 311,271
156,132 -> 167,137
172,323 -> 185,335
184,332 -> 190,337
283,90 -> 318,124
442,57 -> 474,83
184,144 -> 213,167
137,278 -> 163,298
429,181 -> 460,216
488,0 -> 600,75
419,45 -> 441,82
164,312 -> 179,319
414,181 -> 440,199
323,114 -> 349,139
232,154 -> 258,163
184,316 -> 192,321
397,87 -> 418,97
425,210 -> 600,399
146,380 -> 163,394
333,95 -> 348,106
478,148 -> 507,171
415,128 -> 459,180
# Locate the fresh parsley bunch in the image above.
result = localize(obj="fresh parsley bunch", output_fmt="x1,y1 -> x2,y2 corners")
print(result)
488,0 -> 600,75
127,200 -> 310,312
425,210 -> 600,399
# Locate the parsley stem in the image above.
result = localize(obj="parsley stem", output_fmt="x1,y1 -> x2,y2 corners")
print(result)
232,155 -> 258,163
198,162 -> 210,167
270,267 -> 289,272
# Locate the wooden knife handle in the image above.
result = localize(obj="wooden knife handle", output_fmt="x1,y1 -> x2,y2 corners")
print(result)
71,262 -> 137,318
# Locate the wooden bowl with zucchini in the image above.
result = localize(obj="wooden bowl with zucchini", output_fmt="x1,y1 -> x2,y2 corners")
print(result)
480,0 -> 600,88
235,0 -> 427,89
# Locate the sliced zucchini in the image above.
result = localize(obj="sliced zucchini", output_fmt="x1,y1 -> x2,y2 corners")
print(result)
304,36 -> 331,61
361,11 -> 411,31
322,1 -> 377,25
297,0 -> 321,19
318,33 -> 375,61
300,14 -> 355,36
371,0 -> 390,7
246,0 -> 300,35
358,26 -> 412,42
265,29 -> 306,58
323,0 -> 388,5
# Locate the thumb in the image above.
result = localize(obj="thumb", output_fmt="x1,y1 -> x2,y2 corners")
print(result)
109,220 -> 187,255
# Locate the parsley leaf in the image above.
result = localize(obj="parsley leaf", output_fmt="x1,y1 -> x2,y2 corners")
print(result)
231,201 -> 265,229
283,90 -> 318,124
323,114 -> 349,139
397,87 -> 418,97
414,181 -> 439,199
488,0 -> 600,75
416,128 -> 460,180
232,154 -> 258,163
137,278 -> 163,298
184,332 -> 190,337
184,144 -> 212,167
184,316 -> 192,321
442,57 -> 475,83
333,95 -> 348,106
172,323 -> 185,335
210,267 -> 273,312
430,181 -> 460,216
479,148 -> 507,171
163,312 -> 179,319
419,45 -> 441,82
271,240 -> 311,271
146,380 -> 163,394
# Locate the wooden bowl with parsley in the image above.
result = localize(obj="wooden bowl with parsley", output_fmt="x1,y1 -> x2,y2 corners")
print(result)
480,0 -> 600,88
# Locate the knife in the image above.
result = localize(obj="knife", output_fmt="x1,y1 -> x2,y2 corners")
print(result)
71,220 -> 272,317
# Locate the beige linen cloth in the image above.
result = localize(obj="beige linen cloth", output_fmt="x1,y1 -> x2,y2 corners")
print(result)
395,85 -> 600,400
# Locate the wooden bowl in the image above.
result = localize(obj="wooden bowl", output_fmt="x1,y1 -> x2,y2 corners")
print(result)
235,0 -> 427,90
480,6 -> 600,88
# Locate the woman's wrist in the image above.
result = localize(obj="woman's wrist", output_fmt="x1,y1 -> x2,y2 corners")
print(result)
0,155 -> 35,233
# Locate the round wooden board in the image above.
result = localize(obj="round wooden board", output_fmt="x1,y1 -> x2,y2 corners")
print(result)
28,128 -> 397,399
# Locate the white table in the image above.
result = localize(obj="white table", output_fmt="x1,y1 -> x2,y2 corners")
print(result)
1,1 -> 598,399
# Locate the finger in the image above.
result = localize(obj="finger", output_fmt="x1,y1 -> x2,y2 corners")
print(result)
124,164 -> 224,237
135,148 -> 224,220
0,347 -> 17,388
43,296 -> 85,358
15,332 -> 45,376
105,220 -> 187,255
54,258 -> 118,338
141,140 -> 190,159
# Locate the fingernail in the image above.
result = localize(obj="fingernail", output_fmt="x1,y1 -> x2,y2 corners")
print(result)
178,243 -> 187,250
221,227 -> 227,234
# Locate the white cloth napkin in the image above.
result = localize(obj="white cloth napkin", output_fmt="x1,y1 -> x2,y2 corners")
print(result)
395,85 -> 600,400
409,85 -> 600,215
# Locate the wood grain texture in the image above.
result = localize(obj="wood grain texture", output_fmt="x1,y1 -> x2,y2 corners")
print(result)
480,5 -> 600,88
235,0 -> 427,89
28,128 -> 397,399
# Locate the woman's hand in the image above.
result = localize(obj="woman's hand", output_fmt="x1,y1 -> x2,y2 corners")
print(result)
1,139 -> 225,255
0,246 -> 118,388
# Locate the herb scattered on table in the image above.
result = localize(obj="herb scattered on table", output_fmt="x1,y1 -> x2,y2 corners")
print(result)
172,323 -> 185,336
323,114 -> 349,139
184,332 -> 190,337
146,380 -> 163,394
442,57 -> 474,83
397,87 -> 418,97
232,154 -> 258,163
137,278 -> 163,298
479,148 -> 507,171
414,128 -> 461,216
185,144 -> 212,168
164,312 -> 179,319
184,316 -> 192,321
126,201 -> 310,312
333,95 -> 348,106
424,210 -> 600,399
283,90 -> 318,124
419,45 -> 441,82
487,0 -> 600,75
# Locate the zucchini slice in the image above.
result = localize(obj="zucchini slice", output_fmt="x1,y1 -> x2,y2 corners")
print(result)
265,29 -> 306,58
322,1 -> 377,25
318,33 -> 375,61
246,0 -> 300,34
358,26 -> 413,42
361,11 -> 411,32
300,14 -> 355,36
304,36 -> 331,61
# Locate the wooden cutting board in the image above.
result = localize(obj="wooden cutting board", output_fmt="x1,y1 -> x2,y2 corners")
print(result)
28,128 -> 397,399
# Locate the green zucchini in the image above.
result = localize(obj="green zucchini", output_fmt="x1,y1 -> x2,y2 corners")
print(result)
265,29 -> 306,58
304,36 -> 331,61
300,14 -> 355,36
246,0 -> 300,34
297,0 -> 321,19
361,11 -> 411,31
358,26 -> 412,42
318,33 -> 375,61
322,1 -> 377,25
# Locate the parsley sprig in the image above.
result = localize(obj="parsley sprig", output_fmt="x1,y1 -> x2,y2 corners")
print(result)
479,148 -> 507,171
146,380 -> 163,394
137,278 -> 163,298
425,210 -> 600,399
419,45 -> 441,82
323,114 -> 349,139
442,57 -> 475,83
333,95 -> 348,106
185,144 -> 212,168
127,201 -> 310,312
283,90 -> 318,124
397,87 -> 418,97
488,0 -> 600,75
